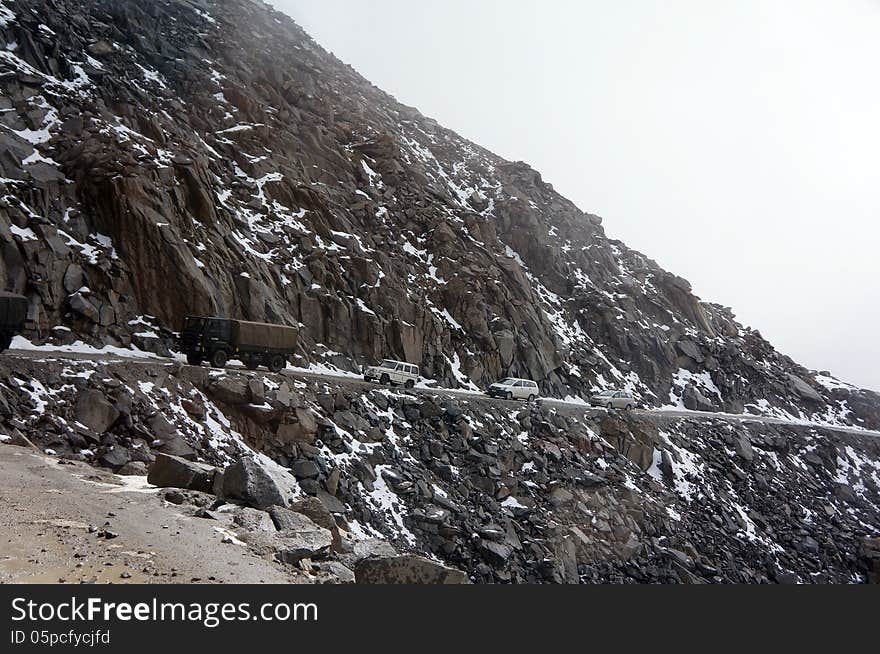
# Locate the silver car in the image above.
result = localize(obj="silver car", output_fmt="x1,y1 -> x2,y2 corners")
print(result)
487,378 -> 540,402
590,390 -> 636,410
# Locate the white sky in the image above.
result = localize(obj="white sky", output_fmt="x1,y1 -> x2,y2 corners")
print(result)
270,0 -> 880,391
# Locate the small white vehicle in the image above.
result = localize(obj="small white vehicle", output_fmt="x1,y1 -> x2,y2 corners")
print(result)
487,378 -> 539,402
364,359 -> 420,389
590,390 -> 636,410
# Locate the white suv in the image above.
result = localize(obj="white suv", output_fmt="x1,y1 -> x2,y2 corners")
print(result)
589,390 -> 636,410
487,378 -> 539,402
364,359 -> 420,388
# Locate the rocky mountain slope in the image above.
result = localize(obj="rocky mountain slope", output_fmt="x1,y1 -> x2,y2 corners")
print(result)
2,353 -> 879,583
1,0 -> 879,584
1,0 -> 878,427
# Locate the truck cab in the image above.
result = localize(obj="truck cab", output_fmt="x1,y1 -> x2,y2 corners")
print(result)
179,316 -> 232,366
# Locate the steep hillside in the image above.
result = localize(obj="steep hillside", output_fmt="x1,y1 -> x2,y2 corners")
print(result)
1,0 -> 879,585
1,0 -> 878,426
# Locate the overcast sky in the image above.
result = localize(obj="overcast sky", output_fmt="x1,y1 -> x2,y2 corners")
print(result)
270,0 -> 880,391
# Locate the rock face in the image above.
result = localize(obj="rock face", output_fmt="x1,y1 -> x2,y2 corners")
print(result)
1,0 -> 878,432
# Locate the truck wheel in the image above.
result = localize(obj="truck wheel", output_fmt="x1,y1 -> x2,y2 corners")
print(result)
268,355 -> 285,373
0,333 -> 11,353
186,353 -> 203,366
626,404 -> 633,411
404,379 -> 415,389
210,349 -> 228,369
380,374 -> 390,385
528,394 -> 536,403
244,357 -> 260,371
506,391 -> 513,401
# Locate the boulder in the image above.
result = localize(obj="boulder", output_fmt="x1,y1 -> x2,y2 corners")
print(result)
354,555 -> 470,584
75,390 -> 119,434
351,538 -> 398,561
734,435 -> 755,462
153,432 -> 197,460
787,374 -> 823,403
478,540 -> 513,566
275,382 -> 296,407
860,537 -> 880,584
682,384 -> 715,412
117,461 -> 149,476
248,378 -> 265,403
209,378 -> 250,405
285,497 -> 337,533
98,446 -> 130,470
292,459 -> 320,479
267,513 -> 333,564
220,456 -> 300,509
316,489 -> 346,514
233,507 -> 276,534
276,408 -> 319,445
313,561 -> 356,584
676,339 -> 704,363
269,505 -> 325,531
147,453 -> 218,493
62,264 -> 84,294
69,293 -> 100,323
87,40 -> 114,56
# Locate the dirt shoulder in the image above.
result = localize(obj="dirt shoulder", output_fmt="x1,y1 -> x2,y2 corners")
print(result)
0,445 -> 299,584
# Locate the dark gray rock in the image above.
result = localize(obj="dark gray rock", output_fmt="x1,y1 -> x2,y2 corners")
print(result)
98,446 -> 130,469
69,293 -> 100,323
75,390 -> 119,434
734,435 -> 755,462
220,457 -> 300,509
351,538 -> 398,561
273,521 -> 333,564
148,453 -> 218,493
117,461 -> 149,476
233,507 -> 276,534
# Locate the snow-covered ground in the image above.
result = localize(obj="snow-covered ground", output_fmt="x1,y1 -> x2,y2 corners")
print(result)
10,336 -> 181,361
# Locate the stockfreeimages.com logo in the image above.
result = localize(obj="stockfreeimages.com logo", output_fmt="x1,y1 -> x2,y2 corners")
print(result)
10,596 -> 318,629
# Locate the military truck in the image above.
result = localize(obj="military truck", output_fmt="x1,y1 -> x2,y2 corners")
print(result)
178,316 -> 298,372
0,292 -> 28,353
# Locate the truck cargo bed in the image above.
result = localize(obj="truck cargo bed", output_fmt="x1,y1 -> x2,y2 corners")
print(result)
231,319 -> 297,351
